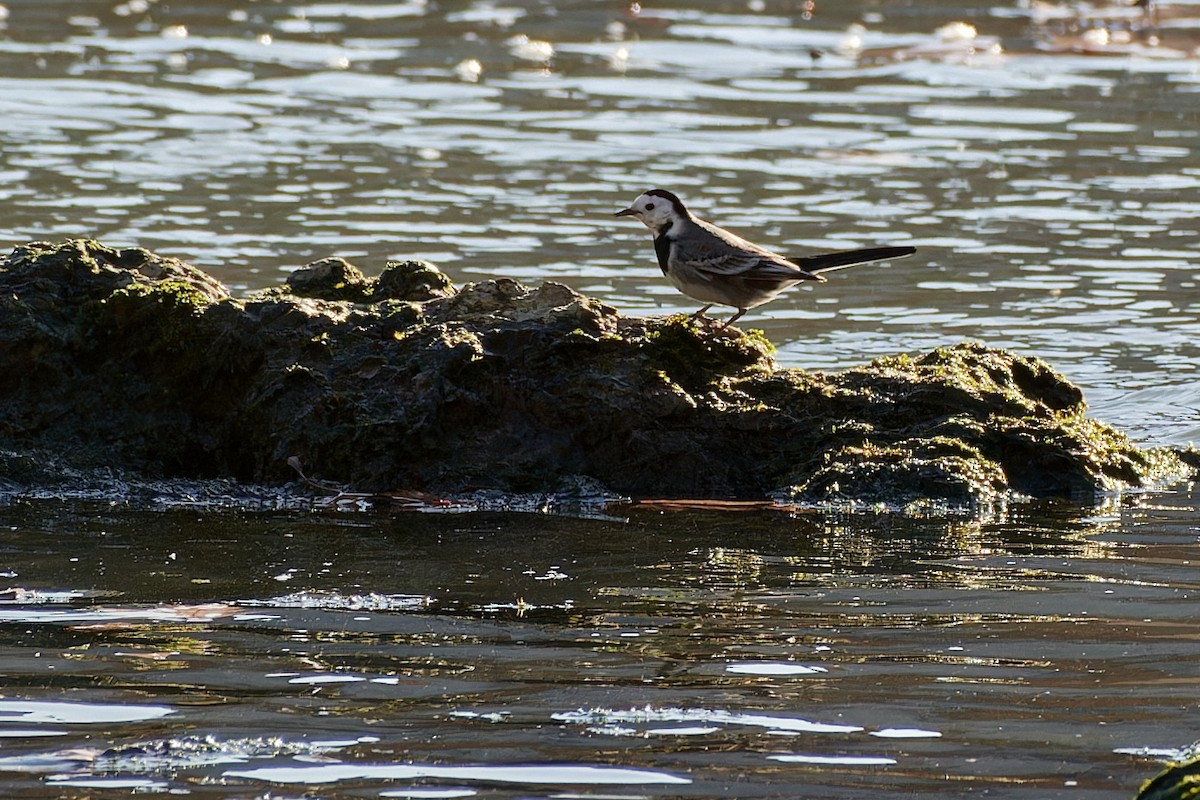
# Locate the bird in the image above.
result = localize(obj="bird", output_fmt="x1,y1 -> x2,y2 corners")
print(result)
615,189 -> 916,328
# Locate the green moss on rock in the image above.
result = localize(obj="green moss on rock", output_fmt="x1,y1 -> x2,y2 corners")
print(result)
1136,754 -> 1200,800
639,315 -> 775,396
286,257 -> 372,302
374,259 -> 455,301
774,342 -> 1189,508
0,240 -> 1191,505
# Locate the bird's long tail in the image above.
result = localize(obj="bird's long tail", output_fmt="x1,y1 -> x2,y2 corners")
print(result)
793,245 -> 916,275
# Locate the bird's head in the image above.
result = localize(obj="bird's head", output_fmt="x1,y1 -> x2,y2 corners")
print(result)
615,189 -> 690,235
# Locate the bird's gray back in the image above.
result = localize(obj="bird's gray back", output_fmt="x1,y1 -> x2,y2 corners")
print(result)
683,218 -> 815,280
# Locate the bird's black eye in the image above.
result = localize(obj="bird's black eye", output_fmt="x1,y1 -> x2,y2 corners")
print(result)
645,202 -> 655,210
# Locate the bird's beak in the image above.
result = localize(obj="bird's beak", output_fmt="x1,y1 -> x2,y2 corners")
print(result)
614,207 -> 638,217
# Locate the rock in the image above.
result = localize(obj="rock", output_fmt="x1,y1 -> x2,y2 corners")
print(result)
374,259 -> 455,302
0,239 -> 1190,507
779,345 -> 1181,506
285,257 -> 371,302
1135,751 -> 1200,800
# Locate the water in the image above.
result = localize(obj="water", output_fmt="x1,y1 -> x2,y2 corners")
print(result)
1,1 -> 1200,796
0,491 -> 1197,798
1,0 -> 1198,442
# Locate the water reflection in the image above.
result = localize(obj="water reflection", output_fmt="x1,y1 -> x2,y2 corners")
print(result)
0,487 -> 1193,796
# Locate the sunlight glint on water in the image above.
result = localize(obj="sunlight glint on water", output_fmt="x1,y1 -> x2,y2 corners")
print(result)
0,1 -> 1198,797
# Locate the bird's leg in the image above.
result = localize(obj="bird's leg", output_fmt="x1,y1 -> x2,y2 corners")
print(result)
689,304 -> 713,321
719,308 -> 747,330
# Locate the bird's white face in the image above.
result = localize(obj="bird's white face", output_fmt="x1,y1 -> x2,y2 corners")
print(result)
615,192 -> 681,234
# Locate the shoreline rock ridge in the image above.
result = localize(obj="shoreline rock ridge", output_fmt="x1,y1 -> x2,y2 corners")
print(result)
0,239 -> 1189,508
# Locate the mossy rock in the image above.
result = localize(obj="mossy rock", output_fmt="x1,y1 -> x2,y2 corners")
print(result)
286,257 -> 372,302
374,259 -> 455,301
1136,753 -> 1200,800
0,239 -> 1191,504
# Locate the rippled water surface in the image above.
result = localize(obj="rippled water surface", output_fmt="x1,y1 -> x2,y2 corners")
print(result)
2,0 -> 1199,439
0,488 -> 1195,799
2,1 -> 1200,797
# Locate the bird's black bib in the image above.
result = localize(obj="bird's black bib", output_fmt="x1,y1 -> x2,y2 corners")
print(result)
653,234 -> 672,276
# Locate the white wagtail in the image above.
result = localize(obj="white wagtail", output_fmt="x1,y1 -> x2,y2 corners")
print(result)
615,189 -> 916,328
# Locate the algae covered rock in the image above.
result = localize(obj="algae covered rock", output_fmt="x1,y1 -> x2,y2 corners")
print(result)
1135,751 -> 1200,800
0,239 -> 1189,507
780,345 -> 1180,506
286,257 -> 372,302
282,256 -> 456,304
374,259 -> 455,302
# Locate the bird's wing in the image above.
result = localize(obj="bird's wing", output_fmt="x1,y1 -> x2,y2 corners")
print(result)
685,220 -> 820,281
